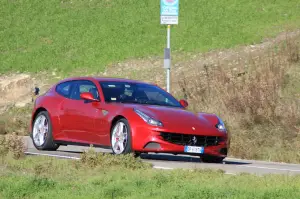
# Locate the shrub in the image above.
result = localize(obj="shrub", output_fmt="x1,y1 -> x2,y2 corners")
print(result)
0,120 -> 6,135
0,133 -> 26,159
80,145 -> 151,169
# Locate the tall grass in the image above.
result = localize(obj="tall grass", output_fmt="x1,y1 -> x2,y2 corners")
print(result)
1,0 -> 300,74
179,35 -> 300,162
80,145 -> 151,169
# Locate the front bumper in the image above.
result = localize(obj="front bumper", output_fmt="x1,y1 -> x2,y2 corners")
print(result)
131,126 -> 229,157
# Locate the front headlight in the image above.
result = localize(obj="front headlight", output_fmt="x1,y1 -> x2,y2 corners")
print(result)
134,109 -> 163,127
216,117 -> 226,132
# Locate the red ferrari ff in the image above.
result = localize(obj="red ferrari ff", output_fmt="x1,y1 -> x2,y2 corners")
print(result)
30,77 -> 230,163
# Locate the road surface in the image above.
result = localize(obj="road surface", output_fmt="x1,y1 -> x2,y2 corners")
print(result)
23,136 -> 300,176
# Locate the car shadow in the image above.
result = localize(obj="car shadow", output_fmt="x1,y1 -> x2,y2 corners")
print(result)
56,149 -> 250,165
140,153 -> 251,165
57,150 -> 83,154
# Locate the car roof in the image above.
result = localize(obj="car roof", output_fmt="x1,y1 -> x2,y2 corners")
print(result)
56,76 -> 154,85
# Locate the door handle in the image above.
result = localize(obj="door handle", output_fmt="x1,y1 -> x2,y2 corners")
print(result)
59,101 -> 65,111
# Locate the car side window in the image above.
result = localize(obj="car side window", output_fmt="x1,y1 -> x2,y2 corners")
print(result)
70,80 -> 100,101
56,81 -> 72,98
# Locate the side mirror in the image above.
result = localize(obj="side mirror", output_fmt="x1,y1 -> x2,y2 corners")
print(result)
80,92 -> 99,102
34,87 -> 40,96
32,87 -> 40,102
179,99 -> 188,108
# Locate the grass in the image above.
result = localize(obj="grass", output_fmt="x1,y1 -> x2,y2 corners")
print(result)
1,153 -> 300,199
1,0 -> 300,74
1,131 -> 300,198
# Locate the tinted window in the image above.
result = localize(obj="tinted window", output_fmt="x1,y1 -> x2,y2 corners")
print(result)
56,81 -> 72,98
99,81 -> 182,108
70,80 -> 99,100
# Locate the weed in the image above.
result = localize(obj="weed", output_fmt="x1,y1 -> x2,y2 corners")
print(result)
0,136 -> 8,157
0,120 -> 5,135
80,145 -> 98,167
33,160 -> 54,177
80,145 -> 151,169
0,106 -> 32,136
0,133 -> 26,159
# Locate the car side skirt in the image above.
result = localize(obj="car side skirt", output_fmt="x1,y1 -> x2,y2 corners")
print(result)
54,140 -> 112,149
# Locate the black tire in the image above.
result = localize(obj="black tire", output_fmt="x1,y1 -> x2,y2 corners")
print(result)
201,155 -> 225,163
31,111 -> 59,151
110,118 -> 133,155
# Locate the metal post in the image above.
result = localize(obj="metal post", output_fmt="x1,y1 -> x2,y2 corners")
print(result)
166,25 -> 171,93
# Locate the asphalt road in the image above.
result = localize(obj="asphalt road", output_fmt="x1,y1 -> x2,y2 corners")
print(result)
23,136 -> 300,176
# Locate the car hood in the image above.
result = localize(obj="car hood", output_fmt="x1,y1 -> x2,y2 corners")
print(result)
130,104 -> 222,135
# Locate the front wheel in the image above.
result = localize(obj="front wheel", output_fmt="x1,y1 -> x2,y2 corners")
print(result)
201,155 -> 225,163
110,118 -> 133,155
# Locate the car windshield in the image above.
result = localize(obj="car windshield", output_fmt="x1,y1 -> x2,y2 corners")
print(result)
99,81 -> 183,108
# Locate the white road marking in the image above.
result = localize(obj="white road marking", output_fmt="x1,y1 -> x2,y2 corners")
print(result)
25,152 -> 81,160
224,172 -> 237,175
226,157 -> 300,166
238,165 -> 300,172
26,151 -> 174,170
153,166 -> 174,170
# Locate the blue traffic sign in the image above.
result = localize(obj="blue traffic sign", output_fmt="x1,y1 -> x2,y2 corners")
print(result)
160,0 -> 179,24
160,0 -> 179,16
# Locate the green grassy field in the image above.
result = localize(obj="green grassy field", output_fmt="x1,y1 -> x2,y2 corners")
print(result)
2,130 -> 300,199
1,0 -> 300,74
1,153 -> 300,199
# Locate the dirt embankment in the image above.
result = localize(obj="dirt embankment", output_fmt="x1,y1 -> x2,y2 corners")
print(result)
0,74 -> 35,113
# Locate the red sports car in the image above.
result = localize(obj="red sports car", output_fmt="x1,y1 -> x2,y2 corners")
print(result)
30,77 -> 230,163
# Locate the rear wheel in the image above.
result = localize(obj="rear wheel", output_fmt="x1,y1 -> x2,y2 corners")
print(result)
201,155 -> 225,163
110,118 -> 133,155
31,111 -> 59,151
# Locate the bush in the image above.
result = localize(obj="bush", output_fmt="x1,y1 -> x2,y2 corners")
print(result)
80,145 -> 151,170
0,133 -> 26,159
0,120 -> 6,135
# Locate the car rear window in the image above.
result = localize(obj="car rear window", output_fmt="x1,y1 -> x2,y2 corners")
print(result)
56,81 -> 72,97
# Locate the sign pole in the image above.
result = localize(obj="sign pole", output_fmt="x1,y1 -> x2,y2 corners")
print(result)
160,0 -> 179,93
167,25 -> 171,93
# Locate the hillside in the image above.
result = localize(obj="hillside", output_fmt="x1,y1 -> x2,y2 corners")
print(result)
1,0 -> 300,74
1,0 -> 300,163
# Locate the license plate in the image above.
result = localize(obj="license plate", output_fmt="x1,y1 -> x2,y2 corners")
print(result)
184,146 -> 204,154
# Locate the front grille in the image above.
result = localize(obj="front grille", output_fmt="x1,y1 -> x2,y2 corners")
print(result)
160,132 -> 223,147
